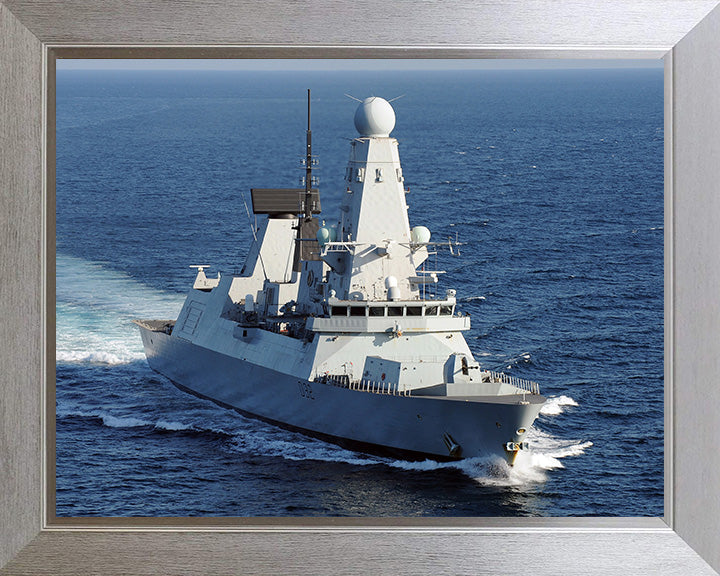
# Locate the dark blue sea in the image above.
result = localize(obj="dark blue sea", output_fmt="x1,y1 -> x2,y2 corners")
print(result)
55,66 -> 663,517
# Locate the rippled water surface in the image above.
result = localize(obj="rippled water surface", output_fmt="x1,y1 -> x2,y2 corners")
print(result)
56,67 -> 663,516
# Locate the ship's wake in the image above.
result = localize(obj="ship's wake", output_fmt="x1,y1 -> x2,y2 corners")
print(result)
56,404 -> 200,433
56,253 -> 589,490
56,253 -> 183,365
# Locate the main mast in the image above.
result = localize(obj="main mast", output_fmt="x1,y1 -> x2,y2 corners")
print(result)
304,89 -> 314,221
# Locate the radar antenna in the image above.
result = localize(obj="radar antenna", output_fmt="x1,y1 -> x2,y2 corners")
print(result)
247,90 -> 321,273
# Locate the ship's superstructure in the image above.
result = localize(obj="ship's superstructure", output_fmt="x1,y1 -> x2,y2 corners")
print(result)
136,92 -> 546,463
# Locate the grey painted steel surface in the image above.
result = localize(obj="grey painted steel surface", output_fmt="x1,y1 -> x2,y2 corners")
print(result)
2,0 -> 720,575
134,95 -> 546,464
137,326 -> 544,460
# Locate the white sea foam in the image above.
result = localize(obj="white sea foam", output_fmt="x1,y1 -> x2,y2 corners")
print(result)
525,427 -> 593,460
55,346 -> 146,366
57,406 -> 151,428
154,420 -> 195,431
469,428 -> 592,487
57,403 -> 206,433
498,352 -> 534,370
384,427 -> 591,488
540,395 -> 579,416
56,253 -> 184,366
226,423 -> 383,466
101,414 -> 150,428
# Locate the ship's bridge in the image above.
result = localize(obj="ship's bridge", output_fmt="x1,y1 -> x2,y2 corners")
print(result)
306,296 -> 470,334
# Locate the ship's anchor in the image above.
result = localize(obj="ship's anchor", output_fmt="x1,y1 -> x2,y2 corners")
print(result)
442,433 -> 462,458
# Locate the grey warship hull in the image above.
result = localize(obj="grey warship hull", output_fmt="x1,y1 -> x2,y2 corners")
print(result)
137,320 -> 544,462
136,93 -> 549,465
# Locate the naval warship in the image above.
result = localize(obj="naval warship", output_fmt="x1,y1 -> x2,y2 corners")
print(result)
136,92 -> 546,464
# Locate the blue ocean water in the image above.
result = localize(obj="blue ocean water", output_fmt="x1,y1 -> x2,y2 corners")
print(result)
55,66 -> 663,517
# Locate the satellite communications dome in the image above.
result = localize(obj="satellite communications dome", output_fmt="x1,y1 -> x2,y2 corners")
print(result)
354,97 -> 396,137
411,226 -> 431,244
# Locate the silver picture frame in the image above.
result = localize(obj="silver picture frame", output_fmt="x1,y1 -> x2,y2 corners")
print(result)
2,1 -> 720,574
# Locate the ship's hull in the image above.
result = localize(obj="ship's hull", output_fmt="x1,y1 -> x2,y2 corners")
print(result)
137,324 -> 544,463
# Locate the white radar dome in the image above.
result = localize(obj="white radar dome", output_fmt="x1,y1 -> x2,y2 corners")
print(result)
316,224 -> 337,247
411,226 -> 431,244
354,97 -> 396,137
316,227 -> 331,247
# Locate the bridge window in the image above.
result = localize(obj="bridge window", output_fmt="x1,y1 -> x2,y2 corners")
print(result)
388,306 -> 403,316
369,307 -> 385,317
350,306 -> 366,317
425,306 -> 438,316
440,306 -> 453,316
406,306 -> 422,316
331,306 -> 348,316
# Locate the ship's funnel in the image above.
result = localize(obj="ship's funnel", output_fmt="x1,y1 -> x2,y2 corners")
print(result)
354,97 -> 396,137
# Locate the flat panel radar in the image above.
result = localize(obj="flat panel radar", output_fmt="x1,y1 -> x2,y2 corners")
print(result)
250,188 -> 321,216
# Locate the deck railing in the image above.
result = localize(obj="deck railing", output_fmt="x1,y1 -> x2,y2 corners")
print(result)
319,374 -> 410,396
486,371 -> 541,395
352,378 -> 411,396
318,371 -> 540,397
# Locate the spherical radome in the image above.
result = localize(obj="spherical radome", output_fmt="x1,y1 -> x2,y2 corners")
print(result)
354,97 -> 396,137
316,227 -> 331,247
